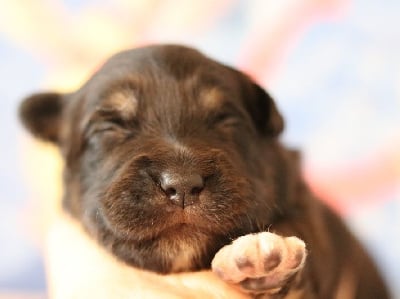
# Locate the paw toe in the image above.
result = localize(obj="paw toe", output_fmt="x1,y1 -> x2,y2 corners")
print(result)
284,237 -> 306,269
263,249 -> 282,271
235,256 -> 255,272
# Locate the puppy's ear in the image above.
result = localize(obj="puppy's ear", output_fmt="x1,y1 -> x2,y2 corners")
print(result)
245,82 -> 284,137
19,92 -> 64,143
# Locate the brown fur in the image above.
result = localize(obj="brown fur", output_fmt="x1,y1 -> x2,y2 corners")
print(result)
19,45 -> 390,298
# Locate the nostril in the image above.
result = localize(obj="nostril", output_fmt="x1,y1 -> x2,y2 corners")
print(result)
165,187 -> 177,198
160,173 -> 177,196
189,174 -> 204,192
190,185 -> 203,196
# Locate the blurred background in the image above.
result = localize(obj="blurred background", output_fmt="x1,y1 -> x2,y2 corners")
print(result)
0,0 -> 399,298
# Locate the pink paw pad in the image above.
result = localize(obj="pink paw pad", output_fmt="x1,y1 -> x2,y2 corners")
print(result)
212,232 -> 306,295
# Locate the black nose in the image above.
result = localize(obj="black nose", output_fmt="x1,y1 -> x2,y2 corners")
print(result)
160,171 -> 204,208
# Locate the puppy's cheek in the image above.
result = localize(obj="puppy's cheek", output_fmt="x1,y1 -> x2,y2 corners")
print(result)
98,177 -> 167,237
100,192 -> 148,233
100,197 -> 135,231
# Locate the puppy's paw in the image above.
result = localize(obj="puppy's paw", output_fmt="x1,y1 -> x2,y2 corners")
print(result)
211,232 -> 306,296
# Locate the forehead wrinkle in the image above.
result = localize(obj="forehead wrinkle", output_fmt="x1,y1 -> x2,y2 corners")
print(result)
146,75 -> 189,135
144,70 -> 219,139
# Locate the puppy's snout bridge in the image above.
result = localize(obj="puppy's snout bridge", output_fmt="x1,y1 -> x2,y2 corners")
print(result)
160,171 -> 204,208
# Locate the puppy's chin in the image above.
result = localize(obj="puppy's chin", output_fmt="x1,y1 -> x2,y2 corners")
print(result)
92,210 -> 233,273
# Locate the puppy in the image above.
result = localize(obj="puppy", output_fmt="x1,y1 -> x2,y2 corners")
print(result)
19,45 -> 390,298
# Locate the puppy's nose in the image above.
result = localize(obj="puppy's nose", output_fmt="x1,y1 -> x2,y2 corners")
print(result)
160,172 -> 204,208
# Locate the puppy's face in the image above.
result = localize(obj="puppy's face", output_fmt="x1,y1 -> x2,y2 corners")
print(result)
20,45 -> 285,273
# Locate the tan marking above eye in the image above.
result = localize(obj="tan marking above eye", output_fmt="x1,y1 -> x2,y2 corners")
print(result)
101,89 -> 138,120
201,88 -> 225,110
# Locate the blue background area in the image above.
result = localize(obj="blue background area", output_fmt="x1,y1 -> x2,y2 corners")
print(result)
0,39 -> 47,291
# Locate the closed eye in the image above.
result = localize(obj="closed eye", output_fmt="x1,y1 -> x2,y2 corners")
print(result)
212,109 -> 243,128
84,105 -> 136,138
86,121 -> 122,136
84,115 -> 130,141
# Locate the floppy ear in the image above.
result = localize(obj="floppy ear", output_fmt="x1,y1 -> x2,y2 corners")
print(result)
243,80 -> 284,137
19,92 -> 64,143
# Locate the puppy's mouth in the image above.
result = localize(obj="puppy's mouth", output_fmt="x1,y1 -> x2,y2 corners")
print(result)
143,205 -> 220,239
99,193 -> 220,239
158,207 -> 213,232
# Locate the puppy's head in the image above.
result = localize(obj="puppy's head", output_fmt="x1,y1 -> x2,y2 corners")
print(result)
20,45 -> 286,273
